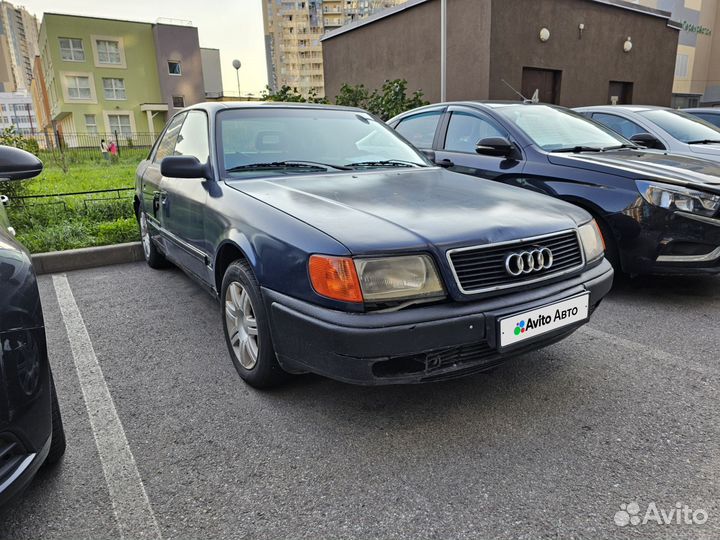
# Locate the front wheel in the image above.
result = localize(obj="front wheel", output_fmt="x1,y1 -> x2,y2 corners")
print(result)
221,260 -> 290,388
138,210 -> 169,269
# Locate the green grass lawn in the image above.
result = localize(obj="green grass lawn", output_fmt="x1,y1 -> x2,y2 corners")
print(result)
24,160 -> 137,195
5,160 -> 141,253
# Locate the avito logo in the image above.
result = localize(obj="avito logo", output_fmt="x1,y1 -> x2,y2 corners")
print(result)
514,307 -> 580,336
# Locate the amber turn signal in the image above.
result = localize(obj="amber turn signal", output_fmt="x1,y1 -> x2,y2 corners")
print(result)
309,255 -> 363,303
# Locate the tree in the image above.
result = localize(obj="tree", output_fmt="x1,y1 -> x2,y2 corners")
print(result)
335,83 -> 370,109
366,79 -> 429,121
261,85 -> 328,104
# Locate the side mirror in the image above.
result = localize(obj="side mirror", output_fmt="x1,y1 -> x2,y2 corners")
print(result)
0,145 -> 43,180
630,133 -> 665,150
476,137 -> 518,158
160,155 -> 212,179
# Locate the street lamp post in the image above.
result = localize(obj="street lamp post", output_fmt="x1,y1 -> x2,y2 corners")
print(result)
440,0 -> 447,102
232,59 -> 242,99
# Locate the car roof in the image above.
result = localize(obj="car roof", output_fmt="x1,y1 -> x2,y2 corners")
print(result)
681,107 -> 720,114
574,105 -> 664,113
180,101 -> 367,114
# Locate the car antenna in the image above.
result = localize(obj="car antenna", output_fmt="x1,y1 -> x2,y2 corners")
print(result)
501,79 -> 533,104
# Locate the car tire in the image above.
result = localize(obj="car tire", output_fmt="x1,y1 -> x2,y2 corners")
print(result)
44,373 -> 66,466
221,259 -> 290,388
138,210 -> 169,269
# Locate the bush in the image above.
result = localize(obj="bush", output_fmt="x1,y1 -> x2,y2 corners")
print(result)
261,85 -> 328,104
0,125 -> 41,200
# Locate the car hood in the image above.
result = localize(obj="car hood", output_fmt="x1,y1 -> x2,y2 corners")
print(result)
226,168 -> 588,254
688,144 -> 720,160
547,149 -> 720,190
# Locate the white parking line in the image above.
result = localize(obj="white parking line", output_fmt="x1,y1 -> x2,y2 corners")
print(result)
52,274 -> 162,540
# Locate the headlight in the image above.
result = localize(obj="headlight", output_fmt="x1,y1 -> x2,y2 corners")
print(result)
354,255 -> 444,302
578,220 -> 604,262
636,180 -> 720,217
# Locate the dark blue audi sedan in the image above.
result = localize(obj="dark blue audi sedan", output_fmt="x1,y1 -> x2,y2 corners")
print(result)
389,102 -> 720,277
135,103 -> 612,388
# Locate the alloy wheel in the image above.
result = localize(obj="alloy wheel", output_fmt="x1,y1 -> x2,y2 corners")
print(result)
225,282 -> 259,370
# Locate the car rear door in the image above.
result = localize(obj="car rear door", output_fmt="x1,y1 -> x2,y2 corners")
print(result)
158,110 -> 212,283
433,106 -> 525,180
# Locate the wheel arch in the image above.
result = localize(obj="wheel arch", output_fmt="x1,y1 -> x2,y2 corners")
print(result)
214,235 -> 258,296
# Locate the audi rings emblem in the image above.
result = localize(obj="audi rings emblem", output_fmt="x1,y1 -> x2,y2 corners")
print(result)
504,248 -> 554,277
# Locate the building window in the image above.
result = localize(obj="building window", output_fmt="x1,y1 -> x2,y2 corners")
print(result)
96,39 -> 122,64
84,114 -> 98,133
172,96 -> 185,108
66,75 -> 92,99
59,38 -> 84,61
168,61 -> 182,75
675,54 -> 689,78
102,78 -> 126,100
107,114 -> 132,137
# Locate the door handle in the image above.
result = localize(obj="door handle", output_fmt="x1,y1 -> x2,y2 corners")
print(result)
159,191 -> 168,205
436,159 -> 454,168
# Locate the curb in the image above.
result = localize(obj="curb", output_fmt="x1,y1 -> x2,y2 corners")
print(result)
32,241 -> 145,275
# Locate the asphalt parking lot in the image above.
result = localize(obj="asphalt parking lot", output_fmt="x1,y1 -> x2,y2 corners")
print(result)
1,262 -> 719,539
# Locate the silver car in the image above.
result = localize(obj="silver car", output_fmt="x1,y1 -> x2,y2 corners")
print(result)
574,105 -> 720,163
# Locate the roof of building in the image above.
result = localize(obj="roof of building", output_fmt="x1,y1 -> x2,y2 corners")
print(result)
321,0 -> 680,42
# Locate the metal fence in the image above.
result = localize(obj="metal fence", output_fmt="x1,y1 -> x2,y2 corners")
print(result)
25,129 -> 156,163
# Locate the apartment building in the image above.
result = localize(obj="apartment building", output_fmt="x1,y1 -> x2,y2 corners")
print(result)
0,89 -> 36,135
0,1 -> 40,92
263,0 -> 406,98
634,0 -> 720,106
35,13 -> 221,143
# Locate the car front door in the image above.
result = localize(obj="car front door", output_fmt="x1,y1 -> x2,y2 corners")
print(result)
141,112 -> 187,256
434,107 -> 525,180
158,110 -> 212,282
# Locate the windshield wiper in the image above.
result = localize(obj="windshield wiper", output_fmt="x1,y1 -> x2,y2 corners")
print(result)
687,139 -> 720,145
226,160 -> 350,173
344,159 -> 423,168
600,143 -> 640,151
550,146 -> 603,153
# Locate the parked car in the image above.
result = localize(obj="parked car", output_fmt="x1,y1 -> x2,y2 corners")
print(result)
575,105 -> 720,162
389,102 -> 720,276
0,146 -> 65,507
681,107 -> 720,129
135,103 -> 613,388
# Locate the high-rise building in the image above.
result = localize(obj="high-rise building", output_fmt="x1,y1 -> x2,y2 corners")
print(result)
0,1 -> 39,92
263,0 -> 406,98
635,0 -> 720,107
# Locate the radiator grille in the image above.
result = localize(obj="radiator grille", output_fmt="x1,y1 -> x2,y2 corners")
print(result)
448,230 -> 584,294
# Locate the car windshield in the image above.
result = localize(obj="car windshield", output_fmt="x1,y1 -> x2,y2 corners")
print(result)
217,108 -> 429,178
493,104 -> 627,151
637,109 -> 720,144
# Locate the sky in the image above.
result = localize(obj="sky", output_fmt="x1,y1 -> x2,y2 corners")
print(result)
21,0 -> 269,95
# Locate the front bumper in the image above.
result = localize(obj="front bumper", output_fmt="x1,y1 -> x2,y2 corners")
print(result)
615,205 -> 720,275
0,434 -> 50,507
0,326 -> 52,507
263,259 -> 613,385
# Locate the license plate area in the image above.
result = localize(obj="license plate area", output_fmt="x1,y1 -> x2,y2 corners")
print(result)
498,293 -> 590,349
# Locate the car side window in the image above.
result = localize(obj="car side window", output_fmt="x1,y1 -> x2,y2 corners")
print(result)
591,113 -> 644,139
444,112 -> 506,153
394,111 -> 442,148
153,112 -> 187,163
174,111 -> 210,163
